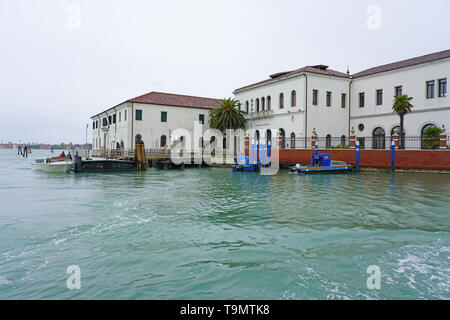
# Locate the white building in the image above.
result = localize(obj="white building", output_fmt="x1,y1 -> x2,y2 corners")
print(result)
233,49 -> 449,149
91,92 -> 219,151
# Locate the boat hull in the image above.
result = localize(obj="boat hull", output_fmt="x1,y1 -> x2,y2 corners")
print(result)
290,165 -> 353,174
32,161 -> 73,173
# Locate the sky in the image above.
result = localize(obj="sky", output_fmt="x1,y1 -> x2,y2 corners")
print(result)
0,0 -> 449,144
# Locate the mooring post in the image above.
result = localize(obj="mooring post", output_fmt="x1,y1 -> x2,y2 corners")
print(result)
267,140 -> 271,167
391,140 -> 395,170
250,139 -> 255,165
356,140 -> 360,170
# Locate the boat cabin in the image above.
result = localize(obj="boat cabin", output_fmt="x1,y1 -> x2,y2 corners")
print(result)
311,153 -> 331,167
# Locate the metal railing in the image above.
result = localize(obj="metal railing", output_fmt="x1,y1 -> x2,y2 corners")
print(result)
271,136 -> 445,150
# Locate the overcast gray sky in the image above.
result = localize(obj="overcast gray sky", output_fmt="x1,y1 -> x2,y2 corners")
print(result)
1,0 -> 449,144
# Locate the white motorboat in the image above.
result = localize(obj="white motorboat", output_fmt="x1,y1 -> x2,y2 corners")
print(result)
32,157 -> 74,173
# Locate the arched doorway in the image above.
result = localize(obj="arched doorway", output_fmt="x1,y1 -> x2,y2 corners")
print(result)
421,123 -> 438,149
290,133 -> 296,149
373,127 -> 386,149
160,135 -> 167,147
266,129 -> 272,145
326,135 -> 331,149
279,129 -> 285,149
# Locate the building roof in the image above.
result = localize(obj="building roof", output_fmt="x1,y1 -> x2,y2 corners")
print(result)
351,49 -> 450,78
128,91 -> 220,109
234,65 -> 350,93
234,49 -> 450,92
91,91 -> 220,118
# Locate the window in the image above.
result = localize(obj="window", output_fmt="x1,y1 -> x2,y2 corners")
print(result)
161,111 -> 167,122
261,97 -> 265,111
119,112 -> 121,122
108,115 -> 112,124
438,78 -> 447,97
426,81 -> 435,99
160,135 -> 167,147
341,135 -> 346,146
359,92 -> 365,108
246,101 -> 249,113
113,114 -> 116,124
103,117 -> 107,126
125,110 -> 127,121
95,120 -> 98,129
395,86 -> 402,97
135,110 -> 142,121
376,89 -> 383,105
279,93 -> 284,109
291,90 -> 296,106
92,122 -> 95,129
326,91 -> 331,107
341,93 -> 346,108
312,90 -> 318,105
199,114 -> 205,125
267,96 -> 271,110
256,98 -> 260,112
373,127 -> 386,149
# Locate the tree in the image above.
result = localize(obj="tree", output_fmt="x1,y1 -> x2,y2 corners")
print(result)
392,95 -> 413,149
208,98 -> 247,132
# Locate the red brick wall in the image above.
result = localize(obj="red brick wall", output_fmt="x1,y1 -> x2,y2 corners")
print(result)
278,149 -> 450,170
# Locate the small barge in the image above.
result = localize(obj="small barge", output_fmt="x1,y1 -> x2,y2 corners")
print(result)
290,152 -> 352,174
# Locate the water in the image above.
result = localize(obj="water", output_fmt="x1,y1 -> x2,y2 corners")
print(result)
0,149 -> 449,299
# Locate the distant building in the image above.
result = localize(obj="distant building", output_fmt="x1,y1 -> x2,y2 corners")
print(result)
91,92 -> 219,151
233,49 -> 449,149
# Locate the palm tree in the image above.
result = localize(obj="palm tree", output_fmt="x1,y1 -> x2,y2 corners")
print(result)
208,98 -> 247,132
392,95 -> 413,149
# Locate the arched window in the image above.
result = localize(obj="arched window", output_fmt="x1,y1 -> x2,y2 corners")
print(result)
341,135 -> 346,146
266,129 -> 272,145
279,129 -> 285,148
261,97 -> 265,111
290,133 -> 296,149
160,135 -> 167,147
255,130 -> 260,143
326,135 -> 331,149
279,93 -> 284,109
421,123 -> 438,149
291,90 -> 296,106
390,126 -> 406,147
373,127 -> 386,149
245,101 -> 249,113
256,98 -> 260,112
267,96 -> 271,110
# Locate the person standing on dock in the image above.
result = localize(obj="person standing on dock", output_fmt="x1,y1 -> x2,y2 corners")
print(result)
18,146 -> 22,155
23,146 -> 28,158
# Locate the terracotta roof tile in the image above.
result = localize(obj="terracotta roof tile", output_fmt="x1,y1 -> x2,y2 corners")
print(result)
234,66 -> 350,92
128,91 -> 220,110
352,49 -> 450,78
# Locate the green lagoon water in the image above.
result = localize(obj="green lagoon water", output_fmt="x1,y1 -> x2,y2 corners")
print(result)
0,149 -> 449,299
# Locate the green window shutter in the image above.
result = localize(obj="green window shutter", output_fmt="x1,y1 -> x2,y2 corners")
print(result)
199,114 -> 204,124
161,111 -> 167,122
136,110 -> 142,121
